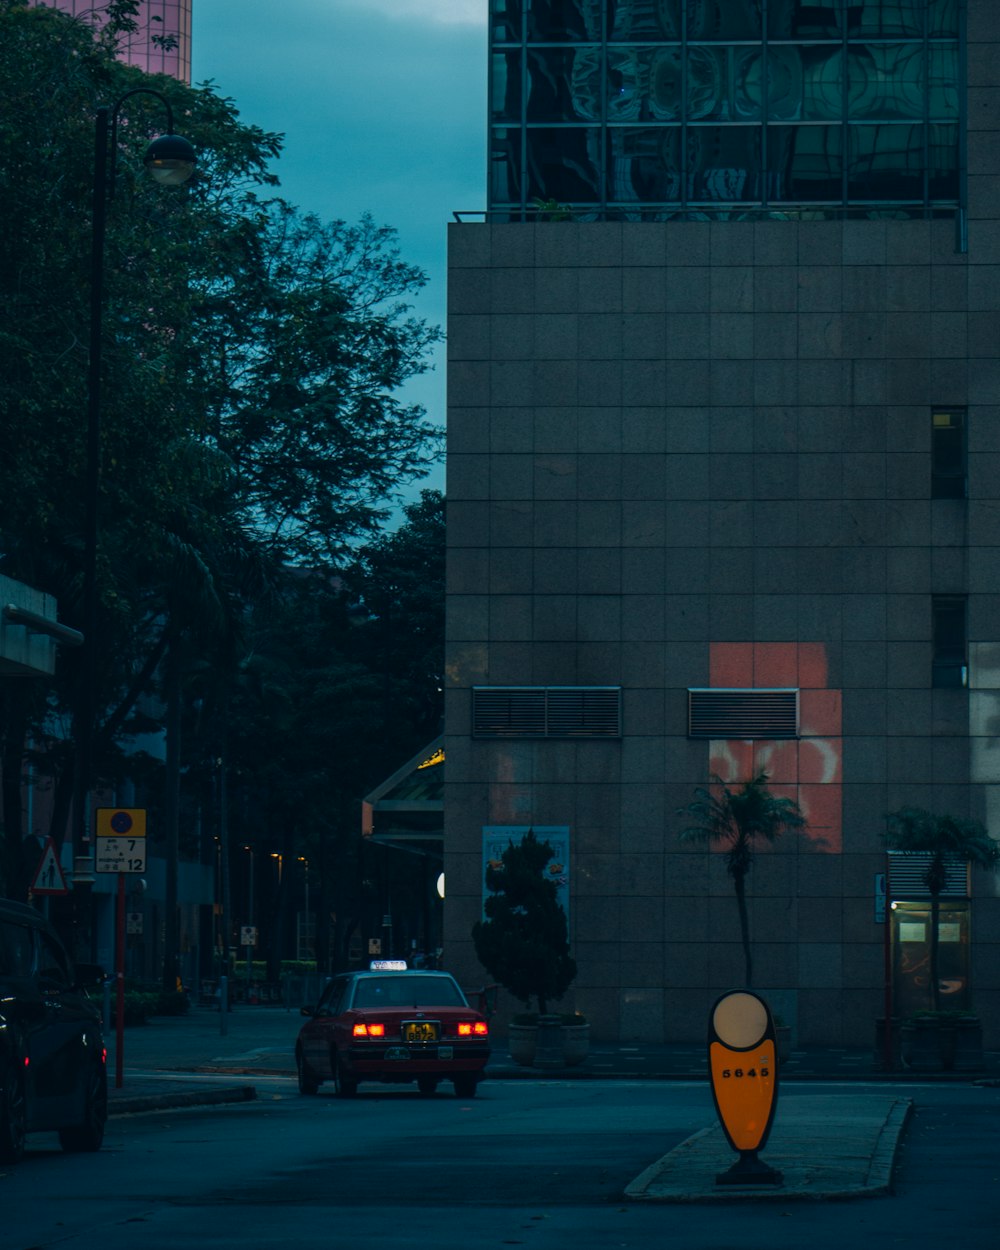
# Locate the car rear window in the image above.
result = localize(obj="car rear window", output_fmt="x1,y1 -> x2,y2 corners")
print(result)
351,975 -> 466,1009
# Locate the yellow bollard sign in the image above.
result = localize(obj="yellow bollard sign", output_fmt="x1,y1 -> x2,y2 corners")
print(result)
96,808 -> 146,838
708,990 -> 783,1186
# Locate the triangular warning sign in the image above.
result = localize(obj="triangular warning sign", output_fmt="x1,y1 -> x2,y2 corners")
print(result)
31,837 -> 69,895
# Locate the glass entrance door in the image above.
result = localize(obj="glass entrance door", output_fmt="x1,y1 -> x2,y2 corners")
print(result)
892,900 -> 971,1017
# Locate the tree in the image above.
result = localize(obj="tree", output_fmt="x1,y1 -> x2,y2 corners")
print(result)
0,0 -> 443,905
348,490 -> 445,745
884,807 -> 1000,1014
677,772 -> 807,988
471,830 -> 577,1016
180,493 -> 446,975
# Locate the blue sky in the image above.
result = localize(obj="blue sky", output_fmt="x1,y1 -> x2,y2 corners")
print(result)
192,1 -> 489,499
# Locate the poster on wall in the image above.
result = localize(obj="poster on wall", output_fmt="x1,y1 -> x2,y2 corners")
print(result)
482,826 -> 570,921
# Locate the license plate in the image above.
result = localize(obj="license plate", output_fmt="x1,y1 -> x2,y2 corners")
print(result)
403,1021 -> 440,1043
385,1047 -> 410,1061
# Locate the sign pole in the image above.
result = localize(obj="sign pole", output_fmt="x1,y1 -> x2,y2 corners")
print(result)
115,870 -> 126,1088
883,858 -> 894,1072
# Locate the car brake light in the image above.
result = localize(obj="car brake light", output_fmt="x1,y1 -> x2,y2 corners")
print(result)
457,1021 -> 489,1037
352,1022 -> 386,1038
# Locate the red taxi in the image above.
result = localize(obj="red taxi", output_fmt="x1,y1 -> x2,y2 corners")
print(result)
295,963 -> 490,1099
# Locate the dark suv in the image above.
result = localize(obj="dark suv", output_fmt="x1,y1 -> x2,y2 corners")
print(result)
0,899 -> 107,1162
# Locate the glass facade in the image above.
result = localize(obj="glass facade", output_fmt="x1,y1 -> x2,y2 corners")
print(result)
489,0 -> 962,217
36,1 -> 193,83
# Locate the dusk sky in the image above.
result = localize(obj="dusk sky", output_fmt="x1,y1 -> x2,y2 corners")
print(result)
192,1 -> 489,499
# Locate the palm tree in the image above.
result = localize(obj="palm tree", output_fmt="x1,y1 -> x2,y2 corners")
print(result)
884,807 -> 1000,1013
678,772 -> 807,988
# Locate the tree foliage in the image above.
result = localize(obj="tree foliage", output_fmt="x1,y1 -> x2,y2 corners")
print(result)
0,0 -> 443,904
471,830 -> 577,1015
677,772 -> 807,988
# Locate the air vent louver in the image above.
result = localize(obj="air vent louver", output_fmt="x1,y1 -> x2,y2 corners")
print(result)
688,688 -> 798,739
888,852 -> 969,899
473,687 -> 621,738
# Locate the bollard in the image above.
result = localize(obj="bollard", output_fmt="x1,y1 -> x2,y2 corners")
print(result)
708,990 -> 783,1187
219,974 -> 228,1036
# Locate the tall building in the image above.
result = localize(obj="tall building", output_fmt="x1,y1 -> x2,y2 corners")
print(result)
38,0 -> 192,82
444,1 -> 1000,1051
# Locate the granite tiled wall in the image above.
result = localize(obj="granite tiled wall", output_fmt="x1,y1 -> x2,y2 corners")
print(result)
444,2 -> 1000,1048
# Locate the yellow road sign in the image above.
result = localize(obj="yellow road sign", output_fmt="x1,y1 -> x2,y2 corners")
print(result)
96,808 -> 146,838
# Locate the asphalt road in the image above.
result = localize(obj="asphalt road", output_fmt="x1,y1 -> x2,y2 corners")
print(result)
4,1079 -> 999,1250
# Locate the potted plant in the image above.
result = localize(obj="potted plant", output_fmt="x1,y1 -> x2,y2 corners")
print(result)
471,829 -> 585,1068
885,807 -> 999,1070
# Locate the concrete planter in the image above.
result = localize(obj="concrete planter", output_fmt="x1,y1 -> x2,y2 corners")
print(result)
951,1017 -> 985,1072
507,1017 -> 590,1068
507,1022 -> 537,1067
900,1016 -> 983,1072
561,1022 -> 590,1067
901,1018 -> 945,1071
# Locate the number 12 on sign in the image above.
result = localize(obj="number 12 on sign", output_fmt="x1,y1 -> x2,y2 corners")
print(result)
96,836 -> 146,873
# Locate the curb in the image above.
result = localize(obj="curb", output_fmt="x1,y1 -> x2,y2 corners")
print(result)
623,1095 -> 912,1204
108,1085 -> 257,1116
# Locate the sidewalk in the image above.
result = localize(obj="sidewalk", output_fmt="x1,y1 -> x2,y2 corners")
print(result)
106,1004 -> 999,1202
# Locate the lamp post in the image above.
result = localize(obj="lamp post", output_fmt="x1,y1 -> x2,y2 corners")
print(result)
297,856 -> 310,960
73,89 -> 195,949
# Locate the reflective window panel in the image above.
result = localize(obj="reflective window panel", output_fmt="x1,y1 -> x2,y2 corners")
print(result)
608,126 -> 682,201
491,128 -> 523,204
847,123 -> 925,200
492,51 -> 522,123
608,46 -> 682,121
768,125 -> 844,201
526,127 -> 604,202
491,0 -> 522,42
686,0 -> 763,41
527,0 -> 603,42
609,0 -> 682,40
687,126 -> 763,200
848,45 -> 926,121
528,47 -> 602,120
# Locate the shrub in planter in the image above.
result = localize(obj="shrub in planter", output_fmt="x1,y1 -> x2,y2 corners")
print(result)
122,990 -> 157,1026
155,989 -> 190,1016
473,831 -> 585,1068
472,830 -> 577,1017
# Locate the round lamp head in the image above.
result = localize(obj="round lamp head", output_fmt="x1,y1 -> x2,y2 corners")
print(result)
144,133 -> 196,186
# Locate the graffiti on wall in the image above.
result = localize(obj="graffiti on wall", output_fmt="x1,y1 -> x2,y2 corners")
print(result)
708,642 -> 842,854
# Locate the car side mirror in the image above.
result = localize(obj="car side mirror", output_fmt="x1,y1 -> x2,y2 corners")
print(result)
74,962 -> 106,989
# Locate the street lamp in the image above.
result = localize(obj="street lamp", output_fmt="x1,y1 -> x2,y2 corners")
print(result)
73,90 -> 195,927
297,856 -> 311,960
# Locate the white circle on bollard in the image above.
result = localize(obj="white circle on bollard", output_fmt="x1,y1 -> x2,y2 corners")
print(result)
712,991 -> 768,1049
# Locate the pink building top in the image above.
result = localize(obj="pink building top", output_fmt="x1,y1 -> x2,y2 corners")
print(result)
36,1 -> 192,83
